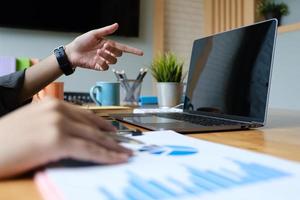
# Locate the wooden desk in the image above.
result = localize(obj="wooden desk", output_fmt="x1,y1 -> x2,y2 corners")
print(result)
1,108 -> 300,200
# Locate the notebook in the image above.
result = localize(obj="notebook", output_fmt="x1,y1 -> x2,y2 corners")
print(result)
112,19 -> 278,133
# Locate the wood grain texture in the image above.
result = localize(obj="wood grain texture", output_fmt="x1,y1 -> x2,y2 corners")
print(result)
204,0 -> 213,36
1,108 -> 299,199
230,0 -> 237,29
278,23 -> 300,33
153,0 -> 165,55
225,0 -> 231,30
243,0 -> 255,25
189,109 -> 300,161
0,179 -> 42,200
204,0 -> 257,35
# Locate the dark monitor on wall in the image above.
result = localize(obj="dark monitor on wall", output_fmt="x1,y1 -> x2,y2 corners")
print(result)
0,0 -> 140,37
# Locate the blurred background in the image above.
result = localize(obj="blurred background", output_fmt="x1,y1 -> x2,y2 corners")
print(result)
0,0 -> 299,109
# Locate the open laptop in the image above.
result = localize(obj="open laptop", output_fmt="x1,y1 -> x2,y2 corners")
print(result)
112,19 -> 278,133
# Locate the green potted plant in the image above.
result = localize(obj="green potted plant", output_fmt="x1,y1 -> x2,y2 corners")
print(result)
150,52 -> 186,108
257,0 -> 289,26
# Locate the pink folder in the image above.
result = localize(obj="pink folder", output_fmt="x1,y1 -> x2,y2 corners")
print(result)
34,172 -> 65,200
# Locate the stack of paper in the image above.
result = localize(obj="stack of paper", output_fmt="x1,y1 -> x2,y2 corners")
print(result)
35,131 -> 300,200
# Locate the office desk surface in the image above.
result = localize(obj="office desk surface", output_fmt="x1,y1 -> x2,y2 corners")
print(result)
0,108 -> 299,200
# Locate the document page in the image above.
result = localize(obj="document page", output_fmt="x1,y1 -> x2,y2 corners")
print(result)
35,131 -> 300,200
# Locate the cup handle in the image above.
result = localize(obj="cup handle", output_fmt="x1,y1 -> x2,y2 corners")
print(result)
89,86 -> 102,105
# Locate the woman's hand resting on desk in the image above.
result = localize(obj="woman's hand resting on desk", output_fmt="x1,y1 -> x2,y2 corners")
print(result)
65,23 -> 143,71
0,98 -> 133,179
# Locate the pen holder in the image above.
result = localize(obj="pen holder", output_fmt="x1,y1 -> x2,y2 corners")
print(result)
120,79 -> 142,107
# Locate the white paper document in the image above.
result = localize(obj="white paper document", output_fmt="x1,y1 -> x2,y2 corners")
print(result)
35,131 -> 300,200
133,108 -> 182,114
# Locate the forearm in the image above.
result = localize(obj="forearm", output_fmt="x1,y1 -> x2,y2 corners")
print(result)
18,23 -> 143,102
19,54 -> 63,101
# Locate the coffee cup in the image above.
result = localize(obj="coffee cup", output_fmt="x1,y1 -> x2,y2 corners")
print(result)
89,82 -> 120,106
33,82 -> 64,101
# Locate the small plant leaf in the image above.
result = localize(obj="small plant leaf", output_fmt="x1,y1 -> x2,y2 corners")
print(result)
150,52 -> 185,82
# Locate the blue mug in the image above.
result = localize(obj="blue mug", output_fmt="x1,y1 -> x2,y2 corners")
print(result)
89,82 -> 120,106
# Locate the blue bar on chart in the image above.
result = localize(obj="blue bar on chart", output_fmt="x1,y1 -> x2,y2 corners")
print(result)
99,160 -> 291,200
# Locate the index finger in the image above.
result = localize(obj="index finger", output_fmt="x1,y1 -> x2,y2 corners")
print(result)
115,42 -> 144,56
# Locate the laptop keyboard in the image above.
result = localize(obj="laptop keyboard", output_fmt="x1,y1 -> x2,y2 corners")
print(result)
154,113 -> 241,126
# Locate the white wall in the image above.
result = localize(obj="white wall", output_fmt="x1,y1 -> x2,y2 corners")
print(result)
269,30 -> 300,110
275,0 -> 300,25
268,0 -> 300,110
0,0 -> 154,95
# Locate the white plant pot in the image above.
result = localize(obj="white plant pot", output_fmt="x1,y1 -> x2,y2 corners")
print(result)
157,82 -> 183,108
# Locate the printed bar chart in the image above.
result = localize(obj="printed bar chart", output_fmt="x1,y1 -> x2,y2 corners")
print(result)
99,160 -> 290,200
35,131 -> 300,200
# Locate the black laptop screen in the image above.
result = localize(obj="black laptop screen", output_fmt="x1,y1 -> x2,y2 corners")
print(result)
184,20 -> 277,123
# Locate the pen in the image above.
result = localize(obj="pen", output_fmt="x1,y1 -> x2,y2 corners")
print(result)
131,68 -> 148,92
112,69 -> 120,80
120,70 -> 128,80
138,68 -> 147,82
135,68 -> 144,81
112,69 -> 131,95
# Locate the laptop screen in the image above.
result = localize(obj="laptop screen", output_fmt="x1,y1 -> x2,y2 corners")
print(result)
184,20 -> 277,123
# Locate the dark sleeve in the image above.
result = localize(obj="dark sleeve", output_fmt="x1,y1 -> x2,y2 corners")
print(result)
0,70 -> 32,117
